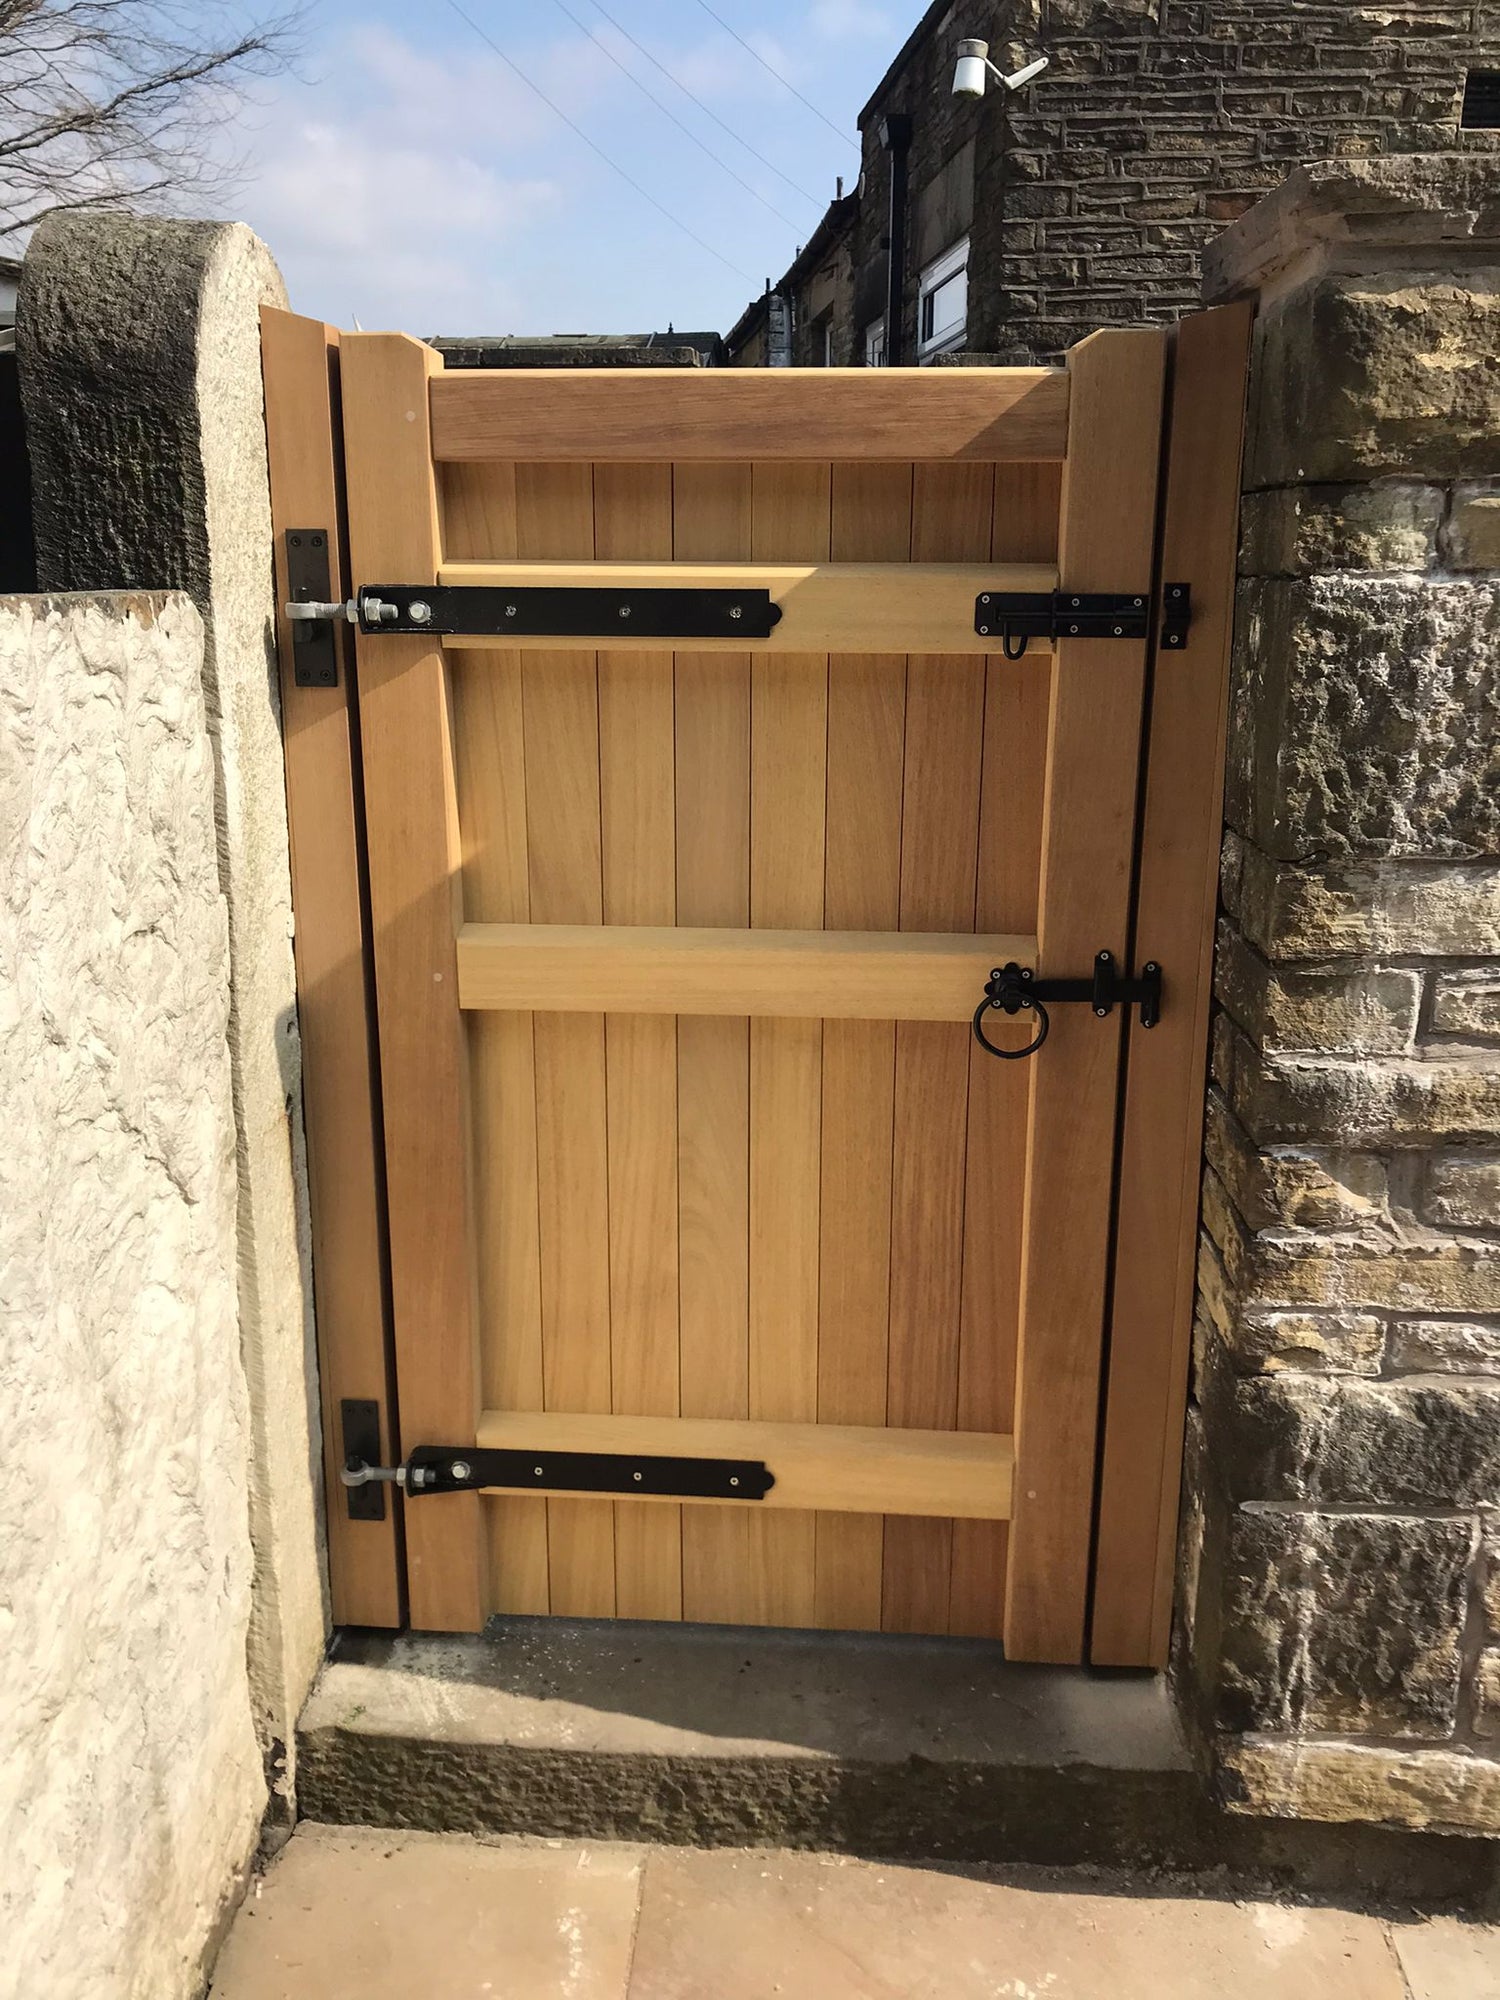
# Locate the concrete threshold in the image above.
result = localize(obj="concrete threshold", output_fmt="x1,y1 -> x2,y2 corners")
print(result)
297,1620 -> 1495,1905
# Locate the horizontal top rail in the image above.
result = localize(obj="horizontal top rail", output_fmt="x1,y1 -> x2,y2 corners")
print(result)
435,560 -> 1058,656
429,366 -> 1071,464
456,922 -> 1036,1022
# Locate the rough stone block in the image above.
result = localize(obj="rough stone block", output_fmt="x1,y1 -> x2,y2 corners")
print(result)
1424,1154 -> 1500,1229
1220,1023 -> 1500,1150
1205,1086 -> 1390,1232
1226,576 -> 1500,861
1444,482 -> 1500,570
1390,1317 -> 1500,1374
1474,1650 -> 1500,1740
1222,835 -> 1500,961
1244,269 -> 1500,485
1221,1737 -> 1500,1832
1239,483 -> 1442,577
1217,1511 -> 1470,1736
1432,972 -> 1500,1044
1215,921 -> 1421,1053
1214,1373 -> 1500,1506
1234,1311 -> 1386,1376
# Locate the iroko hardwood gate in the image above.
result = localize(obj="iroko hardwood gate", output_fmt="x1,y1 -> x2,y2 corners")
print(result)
262,306 -> 1250,1665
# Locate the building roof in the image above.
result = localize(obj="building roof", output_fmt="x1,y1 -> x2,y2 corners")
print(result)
722,191 -> 860,358
857,0 -> 955,126
430,329 -> 724,367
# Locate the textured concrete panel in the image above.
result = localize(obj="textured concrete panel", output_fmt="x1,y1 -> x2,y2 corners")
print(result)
0,595 -> 263,2000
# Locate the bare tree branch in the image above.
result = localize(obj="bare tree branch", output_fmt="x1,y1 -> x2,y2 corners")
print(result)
0,0 -> 298,242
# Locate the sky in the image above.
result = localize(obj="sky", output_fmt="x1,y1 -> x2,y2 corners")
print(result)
220,0 -> 906,338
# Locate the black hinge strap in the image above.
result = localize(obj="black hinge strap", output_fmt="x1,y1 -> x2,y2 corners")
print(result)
342,1445 -> 776,1502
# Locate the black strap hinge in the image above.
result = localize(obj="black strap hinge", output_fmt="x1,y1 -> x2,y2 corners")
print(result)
973,951 -> 1162,1061
342,1445 -> 776,1502
974,585 -> 1192,660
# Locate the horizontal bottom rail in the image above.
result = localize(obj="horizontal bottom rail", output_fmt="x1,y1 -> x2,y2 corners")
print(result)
457,923 -> 1036,1022
474,1411 -> 1015,1520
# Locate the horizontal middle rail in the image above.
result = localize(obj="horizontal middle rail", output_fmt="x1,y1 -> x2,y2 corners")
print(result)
436,560 -> 1058,656
474,1411 -> 1016,1520
456,923 -> 1036,1022
429,366 -> 1070,463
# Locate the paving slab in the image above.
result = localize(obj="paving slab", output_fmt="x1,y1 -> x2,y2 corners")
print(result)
627,1847 -> 1411,2000
208,1824 -> 642,2000
1391,1913 -> 1500,2000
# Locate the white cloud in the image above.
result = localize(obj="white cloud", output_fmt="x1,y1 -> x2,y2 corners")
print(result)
810,0 -> 897,38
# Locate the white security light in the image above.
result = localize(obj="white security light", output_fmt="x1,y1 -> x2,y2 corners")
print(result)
952,38 -> 1049,99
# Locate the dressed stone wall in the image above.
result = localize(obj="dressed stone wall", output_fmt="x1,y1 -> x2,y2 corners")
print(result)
1183,156 -> 1500,1832
0,595 -> 265,1999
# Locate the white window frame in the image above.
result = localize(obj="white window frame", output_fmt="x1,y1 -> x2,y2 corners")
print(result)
822,317 -> 835,368
864,315 -> 886,368
917,236 -> 969,361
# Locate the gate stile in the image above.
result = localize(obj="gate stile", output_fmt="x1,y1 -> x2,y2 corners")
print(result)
264,318 -> 1248,1663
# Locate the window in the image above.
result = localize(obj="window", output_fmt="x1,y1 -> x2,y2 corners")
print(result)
918,237 -> 969,360
1462,70 -> 1500,128
823,318 -> 835,368
864,316 -> 886,368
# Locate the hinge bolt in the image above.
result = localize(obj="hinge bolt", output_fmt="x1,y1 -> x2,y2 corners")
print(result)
450,1459 -> 471,1481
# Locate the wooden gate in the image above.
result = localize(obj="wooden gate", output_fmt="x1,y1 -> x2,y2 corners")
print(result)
262,306 -> 1250,1666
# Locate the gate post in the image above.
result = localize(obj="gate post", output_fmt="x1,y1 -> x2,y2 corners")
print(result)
1181,157 -> 1500,1832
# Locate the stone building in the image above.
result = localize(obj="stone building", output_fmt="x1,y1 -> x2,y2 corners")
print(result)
725,0 -> 1500,367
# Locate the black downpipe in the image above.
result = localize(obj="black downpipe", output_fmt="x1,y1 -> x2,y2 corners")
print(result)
880,113 -> 913,366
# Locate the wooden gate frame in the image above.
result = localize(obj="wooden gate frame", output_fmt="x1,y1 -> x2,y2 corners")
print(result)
263,306 -> 1250,1661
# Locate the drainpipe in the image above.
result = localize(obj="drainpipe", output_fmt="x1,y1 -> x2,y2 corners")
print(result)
879,112 -> 913,366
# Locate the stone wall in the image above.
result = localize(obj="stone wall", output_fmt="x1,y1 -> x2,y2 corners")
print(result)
744,0 -> 1500,368
1182,157 -> 1500,1832
0,594 -> 266,1999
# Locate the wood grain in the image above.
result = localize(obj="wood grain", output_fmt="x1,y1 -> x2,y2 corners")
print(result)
1091,305 -> 1252,1667
431,367 -> 1069,464
1003,329 -> 1169,1665
339,331 -> 484,1632
260,307 -> 401,1629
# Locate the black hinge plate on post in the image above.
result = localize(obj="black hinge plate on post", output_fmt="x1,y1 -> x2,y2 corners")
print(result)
397,1445 -> 776,1501
973,952 -> 1162,1061
286,529 -> 339,687
358,585 -> 783,642
1161,582 -> 1192,649
340,1399 -> 386,1520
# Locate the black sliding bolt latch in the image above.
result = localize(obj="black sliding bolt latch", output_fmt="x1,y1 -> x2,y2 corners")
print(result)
973,952 -> 1163,1061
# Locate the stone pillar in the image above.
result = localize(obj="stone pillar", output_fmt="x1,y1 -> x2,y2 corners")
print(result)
1184,158 -> 1500,1832
17,215 -> 328,1834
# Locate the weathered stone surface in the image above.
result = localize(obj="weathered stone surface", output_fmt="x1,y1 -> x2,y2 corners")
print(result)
1218,1024 -> 1500,1149
1484,1519 -> 1500,1633
1474,1651 -> 1500,1740
1390,1317 -> 1500,1375
1207,157 -> 1500,308
1234,1311 -> 1387,1377
1423,1154 -> 1500,1229
19,212 -> 327,1828
1444,482 -> 1500,570
1239,483 -> 1442,577
1221,1737 -> 1500,1833
1244,269 -> 1500,485
1226,576 -> 1500,860
1205,1087 -> 1390,1233
1212,1372 -> 1500,1505
1222,835 -> 1500,960
0,596 -> 264,1998
1215,921 -> 1420,1053
1218,1511 -> 1470,1736
1433,972 -> 1500,1043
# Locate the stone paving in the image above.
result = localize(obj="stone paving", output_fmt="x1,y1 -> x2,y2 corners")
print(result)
210,1822 -> 1500,1999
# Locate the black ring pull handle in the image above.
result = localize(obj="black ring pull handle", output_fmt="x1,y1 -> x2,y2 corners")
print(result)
972,963 -> 1050,1062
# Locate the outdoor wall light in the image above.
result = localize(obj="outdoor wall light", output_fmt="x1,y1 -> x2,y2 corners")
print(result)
952,39 -> 1049,98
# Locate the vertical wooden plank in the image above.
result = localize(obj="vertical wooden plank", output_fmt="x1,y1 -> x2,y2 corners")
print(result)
260,307 -> 401,1628
1004,328 -> 1170,1664
1092,305 -> 1252,1667
747,462 -> 829,1629
673,462 -> 755,1624
515,462 -> 615,1618
815,461 -> 911,1632
596,462 -> 682,1622
443,460 -> 550,1618
339,332 -> 483,1632
883,462 -> 992,1636
948,462 -> 1058,1640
